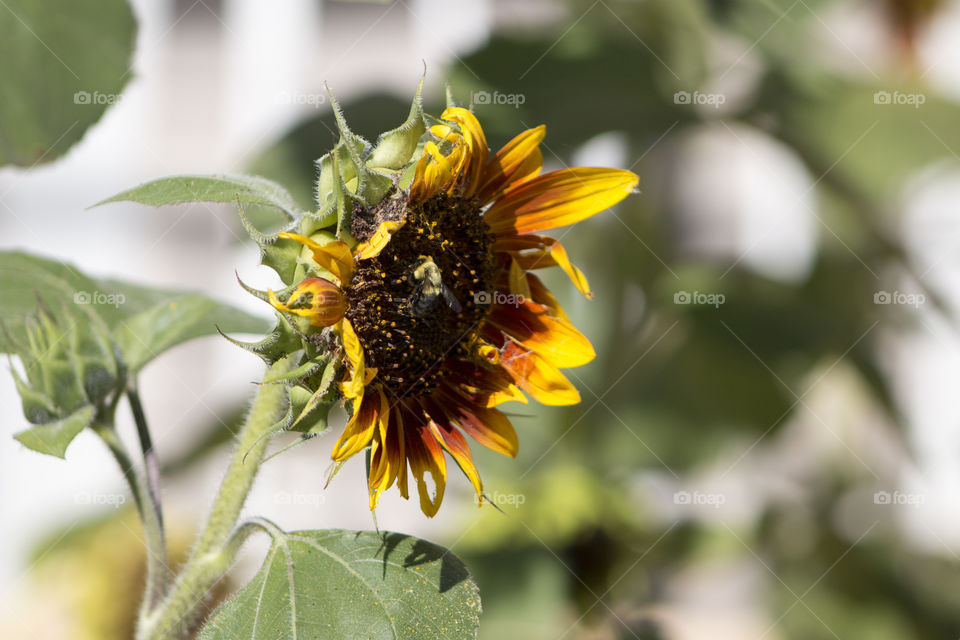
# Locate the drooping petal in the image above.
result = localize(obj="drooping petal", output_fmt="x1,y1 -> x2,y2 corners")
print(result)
405,418 -> 447,518
278,232 -> 355,284
484,168 -> 638,235
424,399 -> 482,499
368,398 -> 405,509
268,277 -> 346,327
337,319 -> 370,402
478,125 -> 545,205
495,234 -> 592,298
489,300 -> 596,368
354,220 -> 405,261
332,385 -> 387,461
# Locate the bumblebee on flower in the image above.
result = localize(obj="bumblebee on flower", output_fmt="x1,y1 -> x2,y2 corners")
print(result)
258,89 -> 637,517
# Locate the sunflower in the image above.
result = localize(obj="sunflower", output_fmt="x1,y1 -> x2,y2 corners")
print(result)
269,107 -> 637,516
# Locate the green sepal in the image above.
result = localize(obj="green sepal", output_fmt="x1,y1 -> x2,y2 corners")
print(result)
366,76 -> 427,170
262,353 -> 329,385
14,405 -> 96,459
10,366 -> 57,425
233,202 -> 301,284
219,314 -> 303,366
289,355 -> 339,433
445,84 -> 459,110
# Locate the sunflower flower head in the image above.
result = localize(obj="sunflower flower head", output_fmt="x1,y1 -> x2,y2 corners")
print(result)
234,80 -> 638,517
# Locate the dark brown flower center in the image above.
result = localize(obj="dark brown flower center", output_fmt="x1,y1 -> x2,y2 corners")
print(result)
344,191 -> 496,397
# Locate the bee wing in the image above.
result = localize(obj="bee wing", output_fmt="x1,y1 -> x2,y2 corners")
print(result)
442,286 -> 462,313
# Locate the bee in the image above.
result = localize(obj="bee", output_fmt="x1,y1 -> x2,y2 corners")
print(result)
410,256 -> 462,317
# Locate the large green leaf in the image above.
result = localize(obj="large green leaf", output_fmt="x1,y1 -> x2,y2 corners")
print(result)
96,174 -> 306,220
199,529 -> 481,640
0,0 -> 136,166
0,251 -> 269,372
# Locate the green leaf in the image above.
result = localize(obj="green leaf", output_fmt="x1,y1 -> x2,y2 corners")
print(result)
115,295 -> 268,372
95,174 -> 305,220
0,251 -> 269,372
13,405 -> 94,458
0,0 -> 136,167
199,529 -> 481,640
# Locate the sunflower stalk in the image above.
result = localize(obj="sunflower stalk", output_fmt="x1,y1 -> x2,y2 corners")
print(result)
93,417 -> 169,624
137,356 -> 294,640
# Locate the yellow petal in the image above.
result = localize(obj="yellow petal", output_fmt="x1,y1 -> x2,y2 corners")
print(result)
368,393 -> 403,509
496,234 -> 592,298
278,232 -> 355,284
484,168 -> 638,235
406,422 -> 447,517
425,405 -> 483,498
485,382 -> 528,407
478,125 -> 545,205
441,107 -> 489,197
337,319 -> 367,401
332,387 -> 385,460
446,401 -> 519,458
354,219 -> 405,261
500,343 -> 581,406
508,257 -> 533,301
490,301 -> 596,368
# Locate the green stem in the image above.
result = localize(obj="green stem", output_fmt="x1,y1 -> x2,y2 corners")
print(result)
94,420 -> 169,620
137,357 -> 293,640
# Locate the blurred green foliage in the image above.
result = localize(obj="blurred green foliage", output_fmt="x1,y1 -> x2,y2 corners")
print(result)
246,0 -> 960,638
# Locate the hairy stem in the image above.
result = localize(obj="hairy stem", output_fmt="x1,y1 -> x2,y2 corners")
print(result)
94,420 -> 169,621
137,357 -> 293,640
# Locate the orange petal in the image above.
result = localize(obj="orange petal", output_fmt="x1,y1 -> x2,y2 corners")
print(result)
425,402 -> 483,498
354,219 -> 405,261
406,421 -> 447,517
490,300 -> 595,368
368,401 -> 405,509
524,272 -> 569,321
496,234 -> 592,298
499,341 -> 581,406
268,278 -> 345,327
332,386 -> 386,461
443,397 -> 519,457
484,168 -> 638,235
278,232 -> 355,284
478,125 -> 545,205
